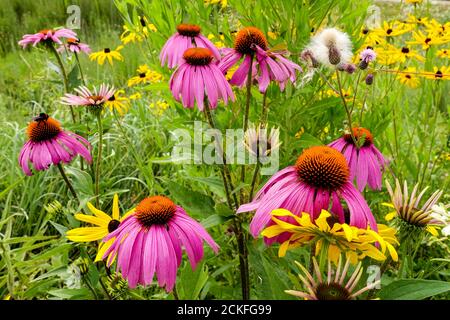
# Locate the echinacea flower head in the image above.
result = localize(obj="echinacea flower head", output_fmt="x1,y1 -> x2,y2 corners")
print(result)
305,28 -> 353,69
261,209 -> 398,263
160,23 -> 221,69
384,179 -> 444,237
89,46 -> 124,65
127,64 -> 163,87
18,28 -> 77,48
286,256 -> 380,300
169,47 -> 235,111
102,195 -> 219,291
61,84 -> 115,114
237,145 -> 377,242
66,194 -> 134,262
58,38 -> 91,54
105,89 -> 130,115
329,127 -> 388,191
18,114 -> 91,176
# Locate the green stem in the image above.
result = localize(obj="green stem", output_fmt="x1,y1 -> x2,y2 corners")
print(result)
95,113 -> 103,208
74,52 -> 87,86
335,70 -> 357,144
48,44 -> 76,123
57,163 -> 79,202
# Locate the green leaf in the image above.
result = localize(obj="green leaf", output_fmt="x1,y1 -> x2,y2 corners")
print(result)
176,261 -> 209,300
379,279 -> 450,300
201,214 -> 232,229
67,65 -> 81,90
48,288 -> 92,300
168,182 -> 215,218
295,133 -> 323,149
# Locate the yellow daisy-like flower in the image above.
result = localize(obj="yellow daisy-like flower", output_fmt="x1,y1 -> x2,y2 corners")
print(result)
120,16 -> 157,44
397,67 -> 420,88
127,64 -> 163,87
149,100 -> 170,116
422,66 -> 450,80
405,0 -> 423,5
424,19 -> 450,40
384,179 -> 444,236
359,26 -> 385,47
374,21 -> 412,38
129,92 -> 142,100
105,89 -> 130,115
204,0 -> 227,8
407,31 -> 446,50
376,44 -> 425,65
66,194 -> 134,263
261,209 -> 398,264
325,88 -> 353,102
267,31 -> 279,40
89,46 -> 124,65
207,33 -> 225,48
437,49 -> 449,58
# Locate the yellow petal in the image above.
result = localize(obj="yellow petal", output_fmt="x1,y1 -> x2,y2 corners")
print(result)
74,213 -> 109,227
278,240 -> 290,257
315,210 -> 331,232
385,211 -> 397,221
426,225 -> 439,237
87,202 -> 111,221
328,245 -> 341,264
112,194 -> 120,220
95,238 -> 115,262
386,243 -> 399,262
341,224 -> 354,242
66,227 -> 108,242
261,225 -> 285,238
271,208 -> 296,217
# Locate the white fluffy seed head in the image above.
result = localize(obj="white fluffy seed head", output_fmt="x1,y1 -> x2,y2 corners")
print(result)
306,28 -> 353,69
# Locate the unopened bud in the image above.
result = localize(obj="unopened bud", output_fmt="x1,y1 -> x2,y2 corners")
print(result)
365,73 -> 374,85
328,44 -> 341,65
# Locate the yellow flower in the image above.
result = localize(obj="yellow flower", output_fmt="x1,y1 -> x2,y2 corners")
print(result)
405,0 -> 423,5
66,194 -> 134,263
375,44 -> 424,65
204,0 -> 227,8
120,16 -> 157,44
149,100 -> 170,116
225,64 -> 239,81
407,31 -> 446,50
374,21 -> 412,38
397,67 -> 420,88
422,66 -> 450,80
89,46 -> 124,65
129,92 -> 142,100
128,64 -> 163,87
405,15 -> 429,27
437,49 -> 450,58
424,19 -> 450,40
325,88 -> 353,102
105,89 -> 130,115
207,33 -> 225,48
261,209 -> 398,264
359,26 -> 385,46
268,31 -> 279,40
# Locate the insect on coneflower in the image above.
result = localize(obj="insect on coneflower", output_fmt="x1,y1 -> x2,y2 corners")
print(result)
218,27 -> 302,92
18,114 -> 91,176
160,23 -> 220,69
102,195 -> 219,290
237,145 -> 377,242
329,127 -> 388,191
286,256 -> 379,300
170,47 -> 234,111
58,38 -> 91,54
18,28 -> 77,48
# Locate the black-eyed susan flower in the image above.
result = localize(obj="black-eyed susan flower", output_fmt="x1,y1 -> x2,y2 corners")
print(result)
66,194 -> 134,262
374,21 -> 412,38
89,46 -> 124,65
204,0 -> 227,8
423,66 -> 450,80
105,90 -> 130,115
129,92 -> 142,100
286,256 -> 380,300
437,48 -> 449,58
261,209 -> 398,264
120,16 -> 157,44
384,179 -> 444,237
397,67 -> 420,88
127,64 -> 163,87
408,31 -> 446,50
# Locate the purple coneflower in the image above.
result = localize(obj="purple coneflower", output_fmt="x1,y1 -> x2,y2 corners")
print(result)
19,114 -> 91,176
160,24 -> 221,69
169,47 -> 234,111
18,28 -> 77,48
237,146 -> 377,243
103,195 -> 219,291
58,38 -> 91,54
61,84 -> 115,113
328,127 -> 388,191
218,27 -> 302,92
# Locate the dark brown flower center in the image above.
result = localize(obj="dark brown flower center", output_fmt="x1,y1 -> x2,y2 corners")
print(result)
139,72 -> 147,78
104,48 -> 111,53
108,219 -> 121,233
425,38 -> 431,44
140,17 -> 147,27
135,196 -> 176,228
386,28 -> 393,35
27,116 -> 61,142
343,127 -> 374,147
401,47 -> 410,54
177,24 -> 201,37
435,70 -> 443,78
234,27 -> 268,54
295,146 -> 349,191
315,283 -> 351,300
183,48 -> 213,66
